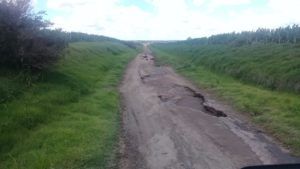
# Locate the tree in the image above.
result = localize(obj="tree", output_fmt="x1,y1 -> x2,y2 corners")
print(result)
0,0 -> 66,70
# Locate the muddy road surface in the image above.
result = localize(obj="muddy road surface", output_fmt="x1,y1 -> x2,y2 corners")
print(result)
119,46 -> 298,169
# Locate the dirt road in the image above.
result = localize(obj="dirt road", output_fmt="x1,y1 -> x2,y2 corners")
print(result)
119,45 -> 298,169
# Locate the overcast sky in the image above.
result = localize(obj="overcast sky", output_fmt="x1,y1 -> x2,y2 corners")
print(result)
34,0 -> 300,40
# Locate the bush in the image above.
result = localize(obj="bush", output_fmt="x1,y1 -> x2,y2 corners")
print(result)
0,0 -> 67,70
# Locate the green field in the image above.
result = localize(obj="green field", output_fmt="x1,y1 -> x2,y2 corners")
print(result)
151,44 -> 300,155
152,43 -> 300,93
0,42 -> 139,168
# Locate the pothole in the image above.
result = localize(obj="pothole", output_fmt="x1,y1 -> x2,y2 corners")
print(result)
139,70 -> 151,83
181,86 -> 205,102
158,95 -> 170,102
140,74 -> 151,81
203,103 -> 227,117
159,84 -> 227,118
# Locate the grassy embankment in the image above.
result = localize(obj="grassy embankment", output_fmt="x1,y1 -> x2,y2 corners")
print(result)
151,43 -> 300,155
0,41 -> 139,168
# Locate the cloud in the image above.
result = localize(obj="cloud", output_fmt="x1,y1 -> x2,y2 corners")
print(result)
210,0 -> 251,6
48,0 -> 118,9
192,0 -> 206,6
48,0 -> 152,39
267,0 -> 300,23
45,0 -> 300,40
31,0 -> 38,7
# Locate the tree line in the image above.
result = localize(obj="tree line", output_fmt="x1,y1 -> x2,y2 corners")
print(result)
0,0 -> 120,71
187,25 -> 300,46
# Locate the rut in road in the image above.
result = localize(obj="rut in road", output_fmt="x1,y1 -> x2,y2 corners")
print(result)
119,46 -> 298,169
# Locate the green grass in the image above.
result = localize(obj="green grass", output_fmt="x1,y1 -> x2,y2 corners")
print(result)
152,43 -> 300,93
0,41 -> 139,168
152,46 -> 300,156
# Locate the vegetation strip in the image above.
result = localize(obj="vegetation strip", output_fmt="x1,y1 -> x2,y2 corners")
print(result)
0,42 -> 139,168
152,26 -> 300,94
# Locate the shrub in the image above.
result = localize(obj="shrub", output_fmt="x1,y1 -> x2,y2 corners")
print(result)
0,0 -> 67,70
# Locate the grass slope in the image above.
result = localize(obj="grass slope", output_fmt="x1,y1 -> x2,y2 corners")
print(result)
152,46 -> 300,155
152,43 -> 300,93
0,42 -> 139,168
